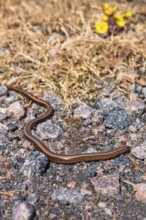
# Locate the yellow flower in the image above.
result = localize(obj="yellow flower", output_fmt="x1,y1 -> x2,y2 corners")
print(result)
95,21 -> 108,34
103,15 -> 109,21
122,11 -> 132,18
103,3 -> 109,11
103,3 -> 117,16
116,18 -> 126,27
105,7 -> 117,16
114,12 -> 132,20
114,14 -> 123,20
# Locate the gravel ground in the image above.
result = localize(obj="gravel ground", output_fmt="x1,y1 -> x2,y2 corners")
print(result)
0,84 -> 146,220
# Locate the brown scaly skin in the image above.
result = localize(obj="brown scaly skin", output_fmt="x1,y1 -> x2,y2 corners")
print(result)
7,85 -> 130,164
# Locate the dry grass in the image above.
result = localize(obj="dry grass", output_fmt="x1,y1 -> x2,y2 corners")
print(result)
0,0 -> 146,106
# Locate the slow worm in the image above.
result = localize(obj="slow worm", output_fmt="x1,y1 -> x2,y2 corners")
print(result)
7,85 -> 130,164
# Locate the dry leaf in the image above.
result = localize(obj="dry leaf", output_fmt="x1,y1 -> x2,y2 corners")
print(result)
128,156 -> 145,173
0,190 -> 27,197
124,180 -> 146,191
136,78 -> 146,86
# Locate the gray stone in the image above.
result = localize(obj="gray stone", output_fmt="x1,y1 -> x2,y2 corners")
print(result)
86,164 -> 97,177
36,120 -> 62,140
52,187 -> 82,207
98,202 -> 106,208
44,92 -> 62,109
124,100 -> 145,116
91,174 -> 120,196
102,84 -> 116,96
0,95 -> 7,104
0,47 -> 9,56
8,101 -> 25,120
74,103 -> 93,119
131,140 -> 146,159
20,152 -> 49,177
129,118 -> 144,133
0,123 -> 8,134
104,110 -> 131,129
0,86 -> 8,96
12,202 -> 35,220
142,87 -> 146,98
25,108 -> 36,123
5,94 -> 18,104
0,113 -> 7,121
91,114 -> 104,125
95,98 -> 119,116
135,85 -> 142,94
28,193 -> 39,205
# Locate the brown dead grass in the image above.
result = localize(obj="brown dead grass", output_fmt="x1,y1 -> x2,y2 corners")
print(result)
0,0 -> 146,106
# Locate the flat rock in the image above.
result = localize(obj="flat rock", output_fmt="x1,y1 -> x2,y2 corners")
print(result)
36,120 -> 62,139
0,95 -> 7,104
12,202 -> 35,220
102,84 -> 116,96
135,184 -> 146,203
52,187 -> 82,207
131,140 -> 146,159
20,152 -> 49,177
74,103 -> 93,119
142,87 -> 146,98
123,100 -> 145,116
104,110 -> 131,129
91,174 -> 120,196
5,94 -> 18,105
91,114 -> 104,125
0,123 -> 8,134
43,91 -> 62,110
8,101 -> 25,120
0,86 -> 8,96
94,98 -> 119,116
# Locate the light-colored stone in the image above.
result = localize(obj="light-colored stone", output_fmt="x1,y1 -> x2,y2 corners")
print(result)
131,140 -> 146,159
135,184 -> 146,202
74,103 -> 93,119
8,101 -> 25,120
12,202 -> 35,220
124,100 -> 145,116
92,174 -> 120,196
36,120 -> 62,140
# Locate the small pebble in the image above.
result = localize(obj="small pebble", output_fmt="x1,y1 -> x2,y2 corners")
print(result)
91,174 -> 120,196
131,140 -> 146,159
0,96 -> 7,104
28,193 -> 39,205
135,184 -> 146,203
8,101 -> 25,120
0,123 -> 8,134
20,152 -> 49,177
25,108 -> 36,123
142,87 -> 146,98
98,202 -> 106,208
91,114 -> 103,125
123,100 -> 145,116
0,86 -> 8,96
104,110 -> 131,130
44,92 -> 62,109
74,103 -> 93,119
12,201 -> 35,220
94,98 -> 119,116
36,120 -> 62,140
102,84 -> 116,96
5,94 -> 18,105
135,84 -> 142,94
52,187 -> 82,207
